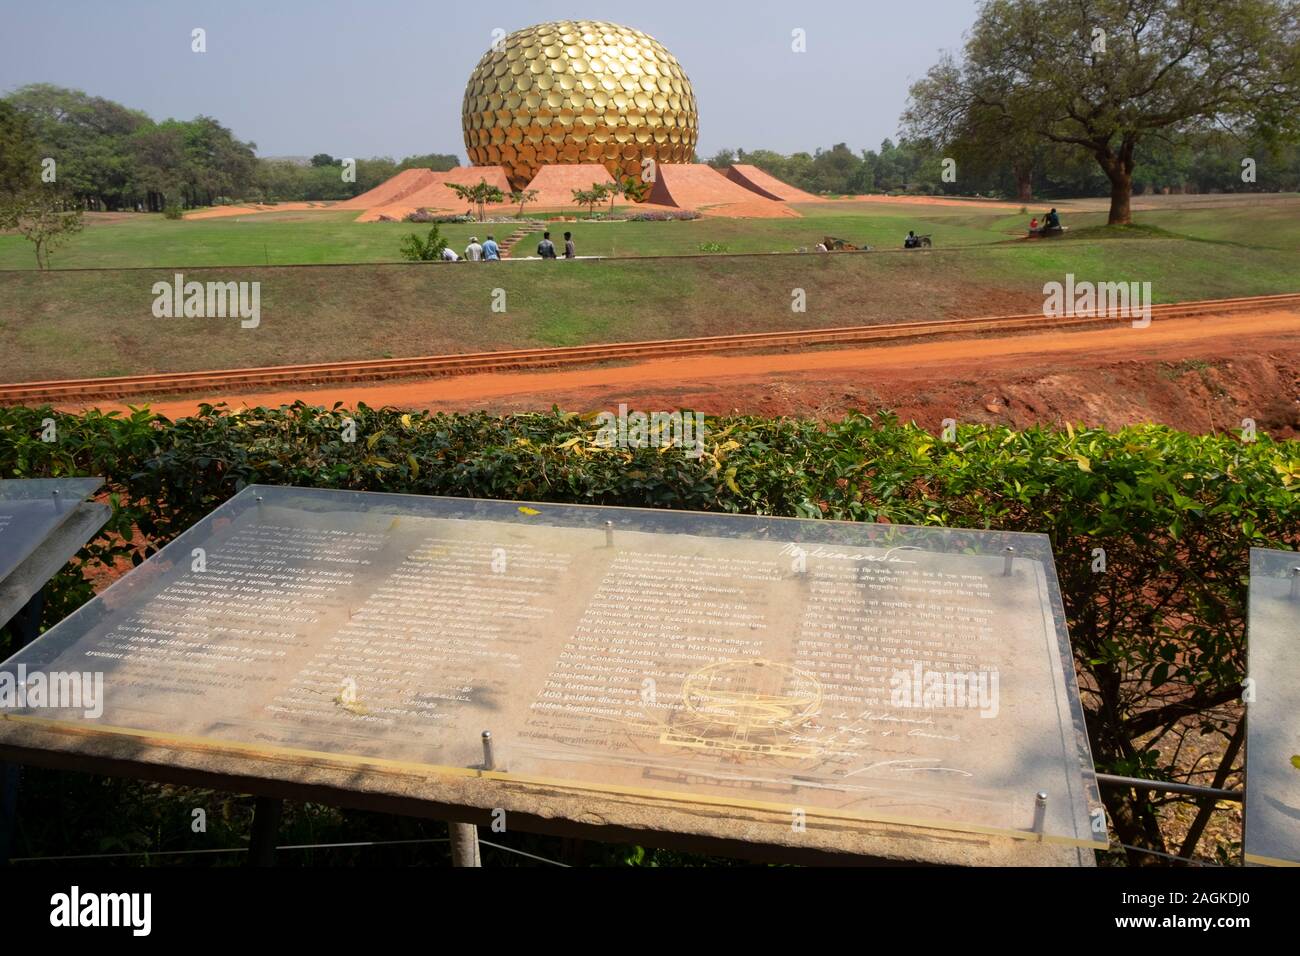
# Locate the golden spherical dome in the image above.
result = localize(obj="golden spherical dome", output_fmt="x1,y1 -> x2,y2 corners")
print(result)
461,20 -> 699,190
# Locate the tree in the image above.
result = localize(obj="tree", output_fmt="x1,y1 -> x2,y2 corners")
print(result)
398,225 -> 448,261
447,178 -> 504,221
904,57 -> 1043,200
704,147 -> 737,169
0,101 -> 40,198
903,0 -> 1300,224
807,143 -> 861,194
4,84 -> 151,210
309,153 -> 337,167
5,85 -> 258,211
396,153 -> 460,172
602,180 -> 621,213
128,122 -> 185,211
0,103 -> 83,269
509,188 -> 539,218
1,187 -> 84,269
571,186 -> 604,217
619,174 -> 651,203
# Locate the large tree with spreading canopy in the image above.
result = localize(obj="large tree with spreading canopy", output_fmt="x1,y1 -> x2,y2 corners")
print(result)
904,0 -> 1300,222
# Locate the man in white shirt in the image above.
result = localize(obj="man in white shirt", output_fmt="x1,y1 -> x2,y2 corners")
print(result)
465,236 -> 483,261
441,246 -> 459,262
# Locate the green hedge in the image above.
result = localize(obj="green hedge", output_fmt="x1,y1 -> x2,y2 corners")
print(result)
2,402 -> 1296,862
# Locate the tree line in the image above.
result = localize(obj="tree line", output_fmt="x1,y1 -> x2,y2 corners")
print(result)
0,84 -> 459,211
901,0 -> 1300,223
706,134 -> 1300,202
709,1 -> 1300,215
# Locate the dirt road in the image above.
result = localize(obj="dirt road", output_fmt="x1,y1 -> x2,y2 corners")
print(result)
92,310 -> 1300,435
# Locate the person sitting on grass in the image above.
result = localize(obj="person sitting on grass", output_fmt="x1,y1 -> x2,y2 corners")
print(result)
563,231 -> 576,259
482,235 -> 500,260
1045,208 -> 1061,231
441,246 -> 459,262
537,231 -> 557,259
1029,216 -> 1039,233
465,236 -> 483,261
903,230 -> 921,249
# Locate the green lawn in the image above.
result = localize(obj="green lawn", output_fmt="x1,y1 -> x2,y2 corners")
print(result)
0,211 -> 502,271
517,209 -> 1027,258
1,194 -> 1296,383
3,195 -> 1296,271
1,234 -> 1296,383
0,203 -> 1029,269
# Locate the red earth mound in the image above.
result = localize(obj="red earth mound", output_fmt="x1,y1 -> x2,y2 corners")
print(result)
648,164 -> 799,218
524,164 -> 618,208
725,164 -> 822,203
355,167 -> 514,221
335,168 -> 439,209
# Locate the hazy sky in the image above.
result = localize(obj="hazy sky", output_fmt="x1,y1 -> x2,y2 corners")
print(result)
0,0 -> 979,161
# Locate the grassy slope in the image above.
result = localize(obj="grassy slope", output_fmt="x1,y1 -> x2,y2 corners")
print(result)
2,196 -> 1296,269
0,196 -> 1296,381
2,237 -> 1297,382
0,204 -> 1025,269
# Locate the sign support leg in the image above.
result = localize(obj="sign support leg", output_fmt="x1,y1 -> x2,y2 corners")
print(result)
247,796 -> 283,866
448,822 -> 481,867
0,587 -> 45,866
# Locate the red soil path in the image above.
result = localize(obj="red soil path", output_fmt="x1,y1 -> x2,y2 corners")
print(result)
183,201 -> 338,220
839,195 -> 1041,210
102,310 -> 1300,436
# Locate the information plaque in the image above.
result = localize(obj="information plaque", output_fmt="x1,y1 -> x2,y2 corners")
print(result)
1244,547 -> 1300,866
0,485 -> 1106,854
0,478 -> 105,586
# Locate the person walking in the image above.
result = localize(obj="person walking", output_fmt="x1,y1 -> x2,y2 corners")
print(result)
482,234 -> 500,261
563,231 -> 576,259
465,236 -> 483,261
537,231 -> 557,259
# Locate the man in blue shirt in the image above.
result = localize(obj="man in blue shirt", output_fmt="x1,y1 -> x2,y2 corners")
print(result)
483,235 -> 500,261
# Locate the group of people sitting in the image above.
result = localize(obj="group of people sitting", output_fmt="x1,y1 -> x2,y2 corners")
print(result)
441,231 -> 578,262
440,235 -> 501,262
1028,208 -> 1063,235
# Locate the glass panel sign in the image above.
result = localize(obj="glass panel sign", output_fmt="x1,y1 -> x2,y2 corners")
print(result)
0,485 -> 1105,847
0,478 -> 104,584
1244,547 -> 1300,866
